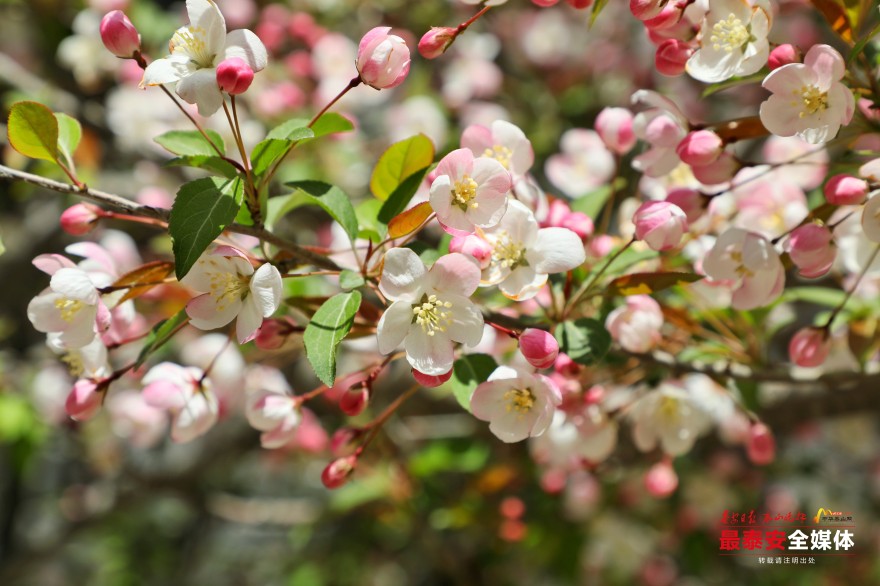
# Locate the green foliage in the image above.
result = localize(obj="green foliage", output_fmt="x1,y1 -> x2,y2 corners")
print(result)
272,180 -> 359,242
451,354 -> 498,411
370,134 -> 434,202
309,112 -> 355,138
7,101 -> 59,162
606,272 -> 703,297
338,269 -> 365,291
169,176 -> 244,279
166,155 -> 239,178
554,318 -> 611,365
303,291 -> 362,386
154,129 -> 225,157
134,309 -> 190,369
54,112 -> 82,163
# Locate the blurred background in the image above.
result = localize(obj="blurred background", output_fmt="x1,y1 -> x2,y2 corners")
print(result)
0,0 -> 877,584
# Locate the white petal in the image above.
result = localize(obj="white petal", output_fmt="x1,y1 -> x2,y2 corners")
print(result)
176,67 -> 224,117
140,54 -> 192,87
187,292 -> 242,330
250,263 -> 282,317
443,295 -> 484,346
379,248 -> 426,302
236,297 -> 264,343
498,266 -> 547,301
404,325 -> 454,375
427,253 -> 481,297
529,228 -> 586,274
51,269 -> 98,304
186,0 -> 226,55
223,29 -> 268,71
377,301 -> 413,354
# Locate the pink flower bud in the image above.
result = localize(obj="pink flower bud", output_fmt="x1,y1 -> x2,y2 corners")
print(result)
788,327 -> 830,367
633,201 -> 688,251
100,10 -> 140,58
418,27 -> 456,59
356,27 -> 411,90
566,0 -> 594,7
595,107 -> 636,154
587,234 -> 615,258
644,460 -> 678,498
321,455 -> 357,489
824,174 -> 868,206
216,57 -> 254,95
448,235 -> 493,269
561,212 -> 594,240
584,385 -> 604,404
412,368 -> 453,388
630,0 -> 666,21
746,423 -> 776,465
60,203 -> 103,235
787,223 -> 836,278
654,39 -> 693,77
676,130 -> 723,167
644,4 -> 683,31
330,427 -> 362,456
690,151 -> 740,185
66,379 -> 104,421
254,319 -> 292,350
768,44 -> 800,71
519,328 -> 559,369
665,188 -> 705,224
645,115 -> 683,147
554,353 -> 581,378
339,384 -> 369,416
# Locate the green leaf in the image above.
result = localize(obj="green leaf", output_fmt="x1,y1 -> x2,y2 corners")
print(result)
251,134 -> 314,177
134,309 -> 190,369
377,168 -> 431,224
338,269 -> 365,291
782,286 -> 849,308
54,113 -> 81,162
370,134 -> 435,201
303,291 -> 362,386
170,176 -> 244,279
607,272 -> 703,297
7,101 -> 59,162
701,71 -> 767,98
590,0 -> 610,27
266,119 -> 312,140
355,199 -> 387,242
273,180 -> 359,242
310,112 -> 355,138
154,129 -> 225,157
166,155 -> 239,178
849,21 -> 880,64
555,318 -> 611,365
451,354 -> 498,411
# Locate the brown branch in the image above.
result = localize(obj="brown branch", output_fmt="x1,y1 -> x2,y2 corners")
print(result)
0,164 -> 340,271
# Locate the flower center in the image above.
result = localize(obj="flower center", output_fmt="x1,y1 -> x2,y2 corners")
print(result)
658,395 -> 681,424
171,25 -> 214,68
504,387 -> 535,415
709,13 -> 751,53
209,271 -> 251,311
62,352 -> 84,377
54,298 -> 84,323
729,251 -> 755,278
483,145 -> 513,169
412,293 -> 453,337
452,175 -> 480,211
794,85 -> 829,117
491,231 -> 528,270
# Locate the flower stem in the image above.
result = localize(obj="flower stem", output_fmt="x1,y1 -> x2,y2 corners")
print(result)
823,244 -> 880,329
563,237 -> 635,319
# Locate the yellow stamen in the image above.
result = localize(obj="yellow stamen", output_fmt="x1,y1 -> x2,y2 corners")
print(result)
411,293 -> 453,337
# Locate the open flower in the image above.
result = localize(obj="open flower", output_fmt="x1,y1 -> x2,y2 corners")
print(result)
461,120 -> 534,180
28,267 -> 107,349
481,200 -> 586,300
628,382 -> 713,456
686,0 -> 772,83
703,228 -> 785,310
140,0 -> 267,116
759,44 -> 855,144
142,362 -> 219,443
377,249 -> 484,375
245,365 -> 301,449
429,148 -> 511,234
631,90 -> 690,177
470,365 -> 561,443
181,247 -> 282,344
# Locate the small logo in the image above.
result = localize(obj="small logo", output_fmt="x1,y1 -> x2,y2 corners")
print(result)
813,508 -> 844,523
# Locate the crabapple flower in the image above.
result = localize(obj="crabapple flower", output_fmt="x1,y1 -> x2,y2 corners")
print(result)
545,129 -> 615,197
449,234 -> 494,269
215,57 -> 253,95
60,203 -> 103,236
824,174 -> 868,206
655,39 -> 693,77
632,201 -> 689,251
759,44 -> 855,144
519,328 -> 559,369
419,27 -> 456,60
686,0 -> 771,83
377,249 -> 484,376
65,378 -> 105,421
142,362 -> 219,443
788,326 -> 830,367
470,365 -> 562,443
605,295 -> 664,353
245,366 -> 301,449
100,10 -> 140,59
768,44 -> 799,70
429,148 -> 511,234
181,247 -> 282,344
28,267 -> 107,348
140,0 -> 267,116
703,228 -> 785,310
631,90 -> 689,177
461,120 -> 534,179
787,223 -> 836,278
676,130 -> 723,167
413,368 -> 453,388
644,460 -> 678,498
629,382 -> 713,456
481,200 -> 586,300
595,107 -> 636,155
356,26 -> 411,90
747,422 -> 775,465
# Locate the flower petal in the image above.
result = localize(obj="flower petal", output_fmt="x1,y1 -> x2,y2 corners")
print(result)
404,325 -> 453,375
223,29 -> 268,72
250,263 -> 282,317
176,67 -> 224,117
186,292 -> 241,330
377,300 -> 413,354
529,227 -> 586,274
186,0 -> 226,55
443,294 -> 484,346
140,54 -> 192,87
427,253 -> 481,296
236,297 -> 264,343
498,266 -> 547,301
379,247 -> 426,302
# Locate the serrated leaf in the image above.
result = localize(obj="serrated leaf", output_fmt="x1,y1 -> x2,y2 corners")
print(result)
339,269 -> 365,291
451,354 -> 498,411
154,129 -> 225,157
607,272 -> 703,297
555,318 -> 611,365
7,101 -> 59,162
166,155 -> 238,178
110,261 -> 175,304
54,113 -> 81,162
170,176 -> 244,279
272,180 -> 358,241
378,168 -> 431,224
303,291 -> 362,386
134,309 -> 190,369
387,201 -> 433,239
310,112 -> 355,138
370,134 -> 435,202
